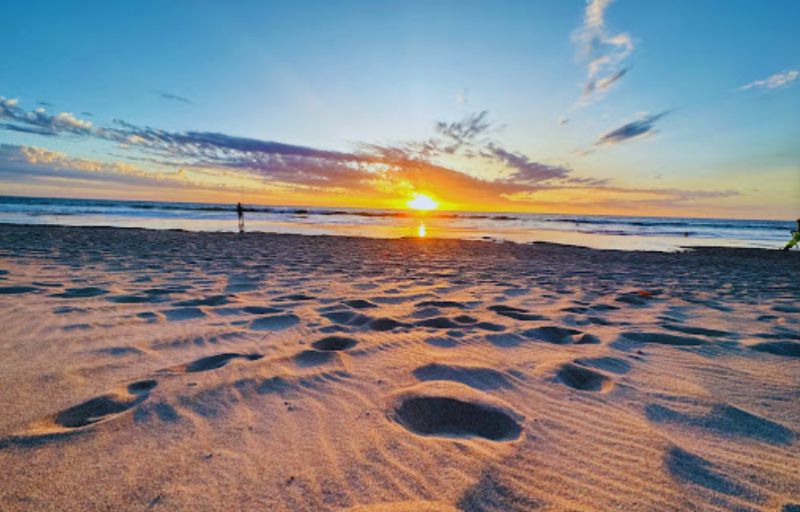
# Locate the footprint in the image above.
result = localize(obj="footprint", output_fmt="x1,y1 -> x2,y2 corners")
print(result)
392,394 -> 522,441
54,380 -> 158,428
107,294 -> 166,304
750,341 -> 800,358
163,307 -> 207,322
167,353 -> 263,374
0,286 -> 39,295
665,446 -> 756,498
662,324 -> 730,338
412,363 -> 513,390
173,295 -> 231,307
555,363 -> 614,392
293,349 -> 337,367
344,501 -> 460,512
523,326 -> 581,344
574,356 -> 631,374
242,306 -> 283,315
369,317 -> 406,331
250,313 -> 300,331
276,293 -> 315,302
622,332 -> 706,346
486,333 -> 524,348
50,286 -> 109,299
311,336 -> 358,351
416,300 -> 467,309
488,305 -> 546,321
323,310 -> 372,326
645,403 -> 794,445
4,380 -> 158,445
343,299 -> 378,309
416,317 -> 460,329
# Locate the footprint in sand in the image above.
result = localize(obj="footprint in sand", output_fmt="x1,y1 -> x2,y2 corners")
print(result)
50,286 -> 109,299
173,295 -> 232,307
275,293 -> 315,302
311,336 -> 358,351
343,299 -> 378,309
0,285 -> 39,295
750,341 -> 800,358
165,352 -> 263,374
522,326 -> 582,344
293,336 -> 358,367
662,323 -> 730,338
574,356 -> 631,374
665,445 -> 757,498
389,383 -> 522,441
369,317 -> 406,331
416,300 -> 468,309
343,501 -> 459,512
412,363 -> 513,391
293,350 -> 338,367
645,403 -> 794,445
2,380 -> 158,445
163,307 -> 207,322
620,331 -> 706,346
488,304 -> 546,322
554,362 -> 614,392
249,313 -> 300,331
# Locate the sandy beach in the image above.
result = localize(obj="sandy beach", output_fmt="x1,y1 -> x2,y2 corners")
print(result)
0,223 -> 798,511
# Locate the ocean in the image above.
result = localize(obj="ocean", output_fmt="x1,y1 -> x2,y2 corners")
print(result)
0,195 -> 794,251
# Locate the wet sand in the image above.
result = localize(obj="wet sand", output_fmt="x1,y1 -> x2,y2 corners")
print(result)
0,224 -> 798,511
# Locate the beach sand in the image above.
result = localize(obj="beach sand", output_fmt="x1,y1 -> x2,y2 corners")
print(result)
0,224 -> 798,511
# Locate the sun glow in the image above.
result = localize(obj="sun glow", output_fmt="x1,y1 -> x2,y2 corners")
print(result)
406,193 -> 438,211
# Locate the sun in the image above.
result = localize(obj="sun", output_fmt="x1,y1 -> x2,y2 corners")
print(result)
406,192 -> 438,211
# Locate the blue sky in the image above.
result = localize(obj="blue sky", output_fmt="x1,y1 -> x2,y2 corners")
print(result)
1,0 -> 798,218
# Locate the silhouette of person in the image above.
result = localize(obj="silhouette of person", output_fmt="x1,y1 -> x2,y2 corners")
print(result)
783,218 -> 800,250
236,202 -> 245,233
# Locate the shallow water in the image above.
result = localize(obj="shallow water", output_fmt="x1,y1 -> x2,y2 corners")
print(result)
0,195 -> 793,251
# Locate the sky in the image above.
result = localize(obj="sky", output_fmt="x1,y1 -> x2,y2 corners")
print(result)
0,0 -> 798,219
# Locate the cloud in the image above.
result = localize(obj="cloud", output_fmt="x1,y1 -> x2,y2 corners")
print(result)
434,110 -> 492,150
455,89 -> 469,106
485,144 -> 571,183
156,91 -> 195,105
595,111 -> 670,146
0,96 -> 735,213
0,97 -> 93,136
583,67 -> 628,97
739,70 -> 798,91
573,0 -> 633,105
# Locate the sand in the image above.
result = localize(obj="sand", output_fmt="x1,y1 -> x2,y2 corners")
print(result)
0,223 -> 798,511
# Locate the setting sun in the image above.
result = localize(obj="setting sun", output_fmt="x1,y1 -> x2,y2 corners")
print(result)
406,193 -> 438,211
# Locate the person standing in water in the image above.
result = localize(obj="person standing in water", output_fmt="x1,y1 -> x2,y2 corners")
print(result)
236,202 -> 245,233
783,218 -> 800,250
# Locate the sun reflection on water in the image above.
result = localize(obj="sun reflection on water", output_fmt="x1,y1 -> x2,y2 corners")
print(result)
417,222 -> 426,238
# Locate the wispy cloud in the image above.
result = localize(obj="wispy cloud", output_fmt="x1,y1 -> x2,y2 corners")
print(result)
595,111 -> 670,146
156,91 -> 195,105
0,95 -> 732,213
0,97 -> 93,136
573,0 -> 634,105
739,70 -> 798,91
